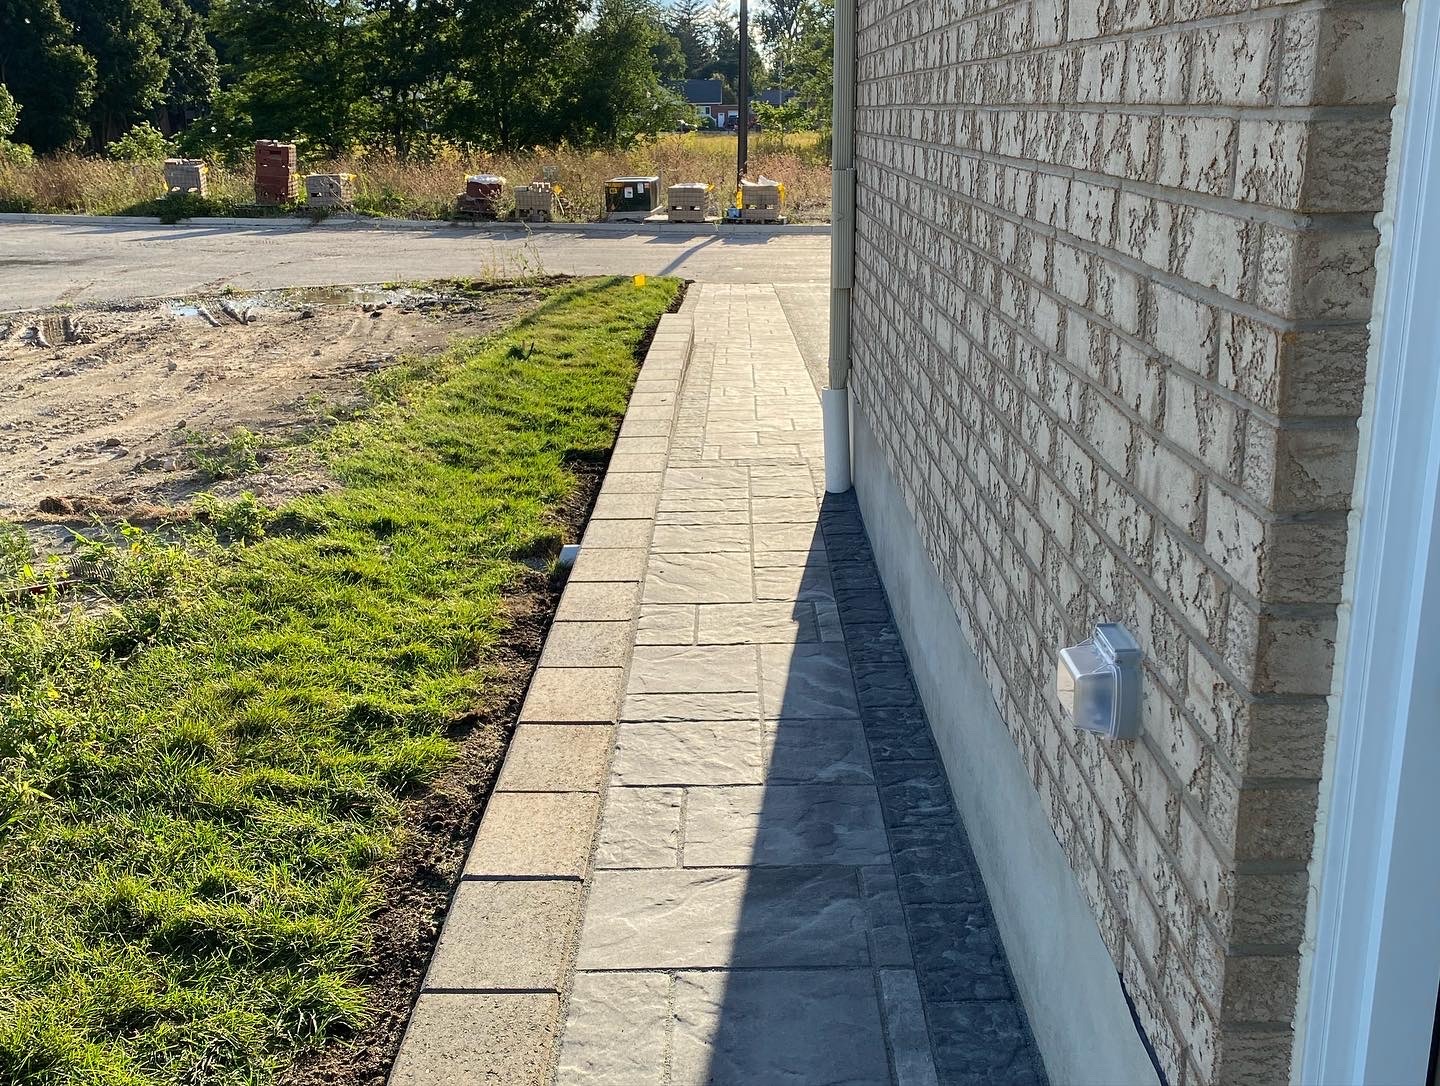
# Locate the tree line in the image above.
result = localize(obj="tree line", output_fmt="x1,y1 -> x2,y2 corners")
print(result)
0,0 -> 831,159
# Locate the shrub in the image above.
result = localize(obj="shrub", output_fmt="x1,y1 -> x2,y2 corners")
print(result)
0,85 -> 18,141
107,122 -> 171,162
0,83 -> 33,167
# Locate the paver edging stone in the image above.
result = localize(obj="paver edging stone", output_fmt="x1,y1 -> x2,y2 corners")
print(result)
388,310 -> 694,1085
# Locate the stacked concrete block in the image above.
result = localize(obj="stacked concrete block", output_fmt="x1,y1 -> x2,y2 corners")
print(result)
163,158 -> 208,196
253,140 -> 298,204
304,173 -> 355,208
667,183 -> 709,223
514,182 -> 555,223
737,178 -> 784,223
847,0 -> 1404,1083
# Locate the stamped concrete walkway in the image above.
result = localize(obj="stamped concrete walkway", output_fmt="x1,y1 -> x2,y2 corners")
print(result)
391,285 -> 1046,1085
556,286 -> 1046,1085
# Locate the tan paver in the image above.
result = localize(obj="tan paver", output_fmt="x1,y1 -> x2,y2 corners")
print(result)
464,791 -> 601,879
538,621 -> 634,669
517,666 -> 624,724
554,580 -> 641,622
391,993 -> 560,1086
495,724 -> 615,792
425,880 -> 581,991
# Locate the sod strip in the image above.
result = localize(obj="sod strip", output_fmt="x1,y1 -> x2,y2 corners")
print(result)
0,275 -> 681,1086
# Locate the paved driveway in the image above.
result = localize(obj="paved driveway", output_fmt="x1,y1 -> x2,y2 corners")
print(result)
0,219 -> 831,312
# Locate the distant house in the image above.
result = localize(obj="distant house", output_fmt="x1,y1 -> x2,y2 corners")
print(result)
755,88 -> 795,108
675,79 -> 740,127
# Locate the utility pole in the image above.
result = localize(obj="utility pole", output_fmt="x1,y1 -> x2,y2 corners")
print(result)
737,0 -> 749,188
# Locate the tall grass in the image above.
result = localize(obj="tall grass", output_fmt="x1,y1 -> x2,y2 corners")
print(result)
0,132 -> 832,221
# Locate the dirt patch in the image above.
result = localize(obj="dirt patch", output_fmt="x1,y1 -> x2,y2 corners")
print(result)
0,284 -> 542,519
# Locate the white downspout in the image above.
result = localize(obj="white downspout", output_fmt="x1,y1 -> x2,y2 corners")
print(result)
823,0 -> 857,494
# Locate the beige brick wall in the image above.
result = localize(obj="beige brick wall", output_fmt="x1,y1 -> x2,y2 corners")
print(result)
848,1 -> 1402,1082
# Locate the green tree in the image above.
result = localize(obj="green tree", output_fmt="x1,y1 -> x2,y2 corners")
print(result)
157,0 -> 218,131
60,0 -> 169,145
756,0 -> 829,132
443,0 -> 582,152
565,0 -> 687,147
698,0 -> 764,96
209,0 -> 371,155
362,0 -> 456,154
756,0 -> 804,51
107,118 -> 170,159
649,26 -> 687,84
665,0 -> 712,78
0,0 -> 97,151
0,83 -> 33,162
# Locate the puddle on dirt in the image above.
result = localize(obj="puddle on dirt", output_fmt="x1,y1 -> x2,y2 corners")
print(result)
165,286 -> 481,321
297,285 -> 398,307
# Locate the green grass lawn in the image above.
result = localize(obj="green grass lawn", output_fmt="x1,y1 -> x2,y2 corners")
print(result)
0,276 -> 680,1085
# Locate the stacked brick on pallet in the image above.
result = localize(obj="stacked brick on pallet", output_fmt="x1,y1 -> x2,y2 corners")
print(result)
456,174 -> 505,219
736,178 -> 784,223
253,140 -> 298,204
666,183 -> 708,223
304,173 -> 355,208
514,182 -> 555,223
163,158 -> 208,196
848,0 -> 1404,1083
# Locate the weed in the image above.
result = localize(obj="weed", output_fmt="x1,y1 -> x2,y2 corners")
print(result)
0,521 -> 33,578
193,493 -> 273,543
186,428 -> 263,481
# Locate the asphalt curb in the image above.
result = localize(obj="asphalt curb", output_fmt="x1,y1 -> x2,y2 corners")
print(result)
0,211 -> 831,237
387,308 -> 697,1085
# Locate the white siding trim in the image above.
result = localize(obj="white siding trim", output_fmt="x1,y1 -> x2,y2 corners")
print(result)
1300,0 -> 1440,1079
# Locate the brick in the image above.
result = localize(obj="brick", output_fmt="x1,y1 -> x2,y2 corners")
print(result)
1156,116 -> 1235,197
1234,783 -> 1319,862
1279,6 -> 1405,107
1190,19 -> 1278,106
1219,317 -> 1368,417
1236,118 -> 1391,213
1150,282 -> 1216,376
1255,224 -> 1380,321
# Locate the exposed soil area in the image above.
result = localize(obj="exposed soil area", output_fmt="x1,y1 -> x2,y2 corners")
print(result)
0,284 -> 541,519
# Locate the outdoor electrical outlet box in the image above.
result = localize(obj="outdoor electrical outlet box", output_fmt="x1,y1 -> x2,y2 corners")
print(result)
1057,623 -> 1142,741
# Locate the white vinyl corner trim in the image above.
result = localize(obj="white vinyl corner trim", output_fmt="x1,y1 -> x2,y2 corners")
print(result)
1300,1 -> 1440,1080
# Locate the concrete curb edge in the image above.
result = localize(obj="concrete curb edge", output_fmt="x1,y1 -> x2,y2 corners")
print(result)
386,304 -> 697,1085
